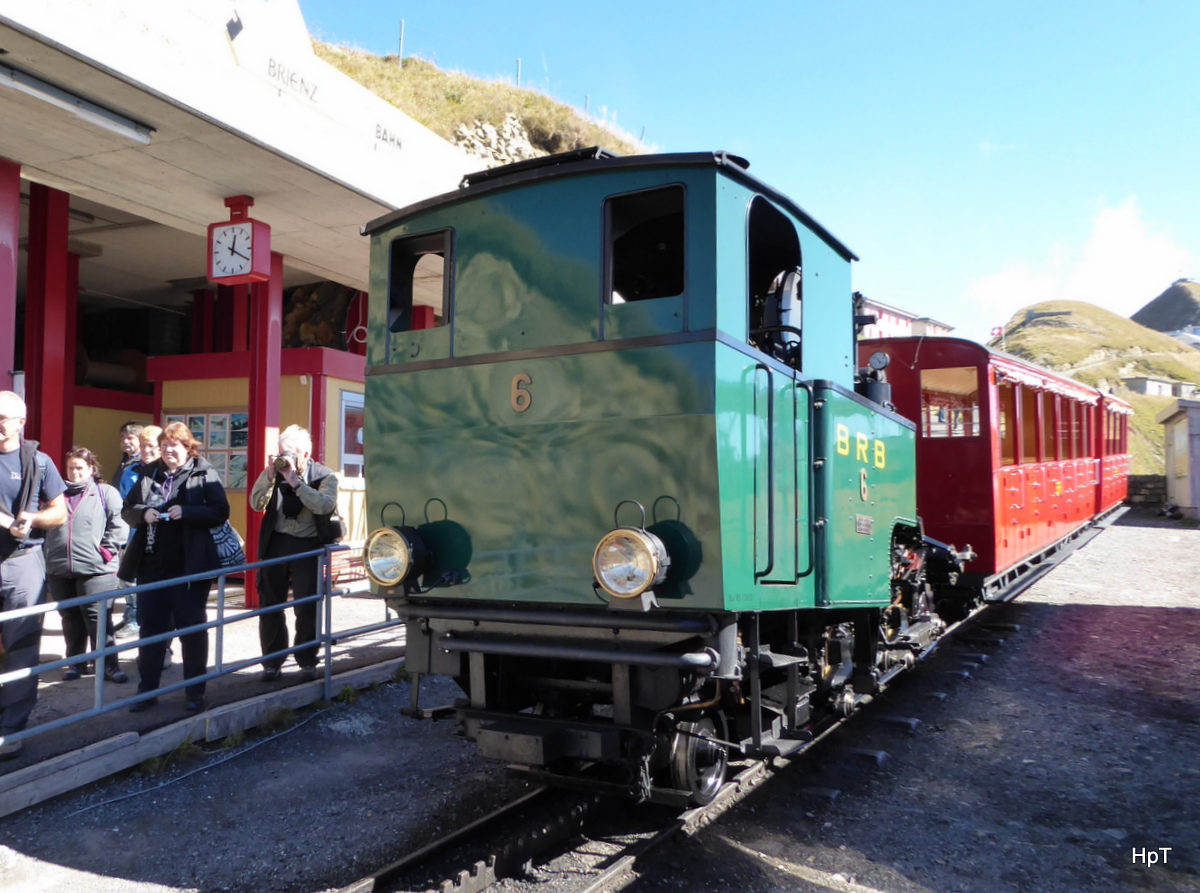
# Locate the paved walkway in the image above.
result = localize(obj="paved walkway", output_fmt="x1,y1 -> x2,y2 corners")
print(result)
0,584 -> 405,815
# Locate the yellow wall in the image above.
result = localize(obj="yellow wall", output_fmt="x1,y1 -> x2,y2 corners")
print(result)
282,376 -> 310,432
162,379 -> 248,410
73,406 -> 154,481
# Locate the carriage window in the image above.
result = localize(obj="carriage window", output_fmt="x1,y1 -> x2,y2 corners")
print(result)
606,186 -> 684,303
999,383 -> 1017,466
1020,387 -> 1040,464
388,230 -> 451,332
919,367 -> 979,438
1043,395 -> 1059,461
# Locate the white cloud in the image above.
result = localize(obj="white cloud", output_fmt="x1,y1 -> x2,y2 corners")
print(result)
964,198 -> 1193,342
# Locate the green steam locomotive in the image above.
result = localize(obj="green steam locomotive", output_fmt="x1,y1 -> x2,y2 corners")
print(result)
361,149 -> 965,804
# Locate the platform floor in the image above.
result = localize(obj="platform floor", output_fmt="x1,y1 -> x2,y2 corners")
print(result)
0,585 -> 405,802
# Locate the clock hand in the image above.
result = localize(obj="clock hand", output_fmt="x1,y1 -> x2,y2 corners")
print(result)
231,248 -> 249,260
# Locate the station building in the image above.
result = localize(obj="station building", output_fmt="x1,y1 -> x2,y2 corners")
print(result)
856,296 -> 953,341
0,0 -> 474,599
1158,398 -> 1200,519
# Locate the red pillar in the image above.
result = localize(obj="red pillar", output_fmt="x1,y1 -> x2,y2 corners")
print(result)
232,284 -> 249,352
244,251 -> 284,607
191,288 -> 214,353
311,373 -> 327,464
62,252 -> 79,450
24,183 -> 70,462
0,159 -> 19,393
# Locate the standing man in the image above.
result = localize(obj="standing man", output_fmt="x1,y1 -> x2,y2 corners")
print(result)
115,422 -> 143,499
114,421 -> 144,638
0,391 -> 67,760
250,425 -> 338,682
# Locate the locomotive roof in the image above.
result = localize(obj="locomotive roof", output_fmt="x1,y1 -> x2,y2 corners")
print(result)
362,148 -> 859,262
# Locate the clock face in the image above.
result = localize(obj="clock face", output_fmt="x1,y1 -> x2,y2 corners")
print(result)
211,223 -> 254,278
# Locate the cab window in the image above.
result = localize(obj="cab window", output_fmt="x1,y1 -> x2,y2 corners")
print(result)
747,196 -> 802,365
388,230 -> 452,332
605,186 -> 684,304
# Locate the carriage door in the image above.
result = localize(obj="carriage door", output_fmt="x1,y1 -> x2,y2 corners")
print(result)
746,197 -> 803,586
752,364 -> 798,584
996,381 -> 1024,569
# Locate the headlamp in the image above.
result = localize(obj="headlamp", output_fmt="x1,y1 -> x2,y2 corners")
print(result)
364,526 -> 427,588
592,528 -> 669,598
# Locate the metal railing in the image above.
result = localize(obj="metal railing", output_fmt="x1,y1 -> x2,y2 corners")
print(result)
0,545 -> 403,749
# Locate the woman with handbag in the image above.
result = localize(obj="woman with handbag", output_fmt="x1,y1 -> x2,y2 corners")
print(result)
119,421 -> 228,713
45,446 -> 130,683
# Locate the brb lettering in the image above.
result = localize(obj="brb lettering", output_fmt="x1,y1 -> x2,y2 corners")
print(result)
836,424 -> 886,503
836,424 -> 887,468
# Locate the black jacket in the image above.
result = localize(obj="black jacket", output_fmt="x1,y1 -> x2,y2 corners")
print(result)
119,456 -> 229,580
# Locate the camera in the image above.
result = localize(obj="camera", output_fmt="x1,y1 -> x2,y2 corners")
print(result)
273,452 -> 297,471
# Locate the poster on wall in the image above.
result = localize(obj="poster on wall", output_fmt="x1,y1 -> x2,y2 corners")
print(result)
206,450 -> 228,485
228,452 -> 248,490
230,412 -> 249,448
208,414 -> 228,449
164,410 -> 251,489
187,415 -> 206,443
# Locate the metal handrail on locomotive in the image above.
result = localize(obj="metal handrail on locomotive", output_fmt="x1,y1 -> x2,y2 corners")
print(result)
358,149 -> 1129,806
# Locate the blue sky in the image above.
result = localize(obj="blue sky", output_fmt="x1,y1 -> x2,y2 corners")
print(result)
298,0 -> 1198,344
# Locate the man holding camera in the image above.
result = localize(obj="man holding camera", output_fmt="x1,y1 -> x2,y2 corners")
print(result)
249,425 -> 339,682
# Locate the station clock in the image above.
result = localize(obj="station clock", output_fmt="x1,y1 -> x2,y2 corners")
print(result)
207,195 -> 271,284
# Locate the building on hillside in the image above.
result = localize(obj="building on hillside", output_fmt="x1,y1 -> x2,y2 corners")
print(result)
1164,328 -> 1200,351
1122,377 -> 1199,399
1157,398 -> 1200,518
857,297 -> 954,340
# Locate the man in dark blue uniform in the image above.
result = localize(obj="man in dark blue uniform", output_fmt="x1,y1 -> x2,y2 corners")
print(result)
0,390 -> 67,761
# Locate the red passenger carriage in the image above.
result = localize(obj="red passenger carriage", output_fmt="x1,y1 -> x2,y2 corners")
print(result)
859,337 -> 1131,594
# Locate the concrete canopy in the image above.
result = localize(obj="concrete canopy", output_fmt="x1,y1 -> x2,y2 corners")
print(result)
0,0 -> 470,315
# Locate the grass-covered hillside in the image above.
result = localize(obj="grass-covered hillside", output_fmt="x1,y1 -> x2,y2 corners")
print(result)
990,300 -> 1200,473
313,43 -> 641,157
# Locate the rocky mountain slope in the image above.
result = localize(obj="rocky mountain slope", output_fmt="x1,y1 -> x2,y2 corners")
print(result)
1132,279 -> 1200,333
990,300 -> 1200,473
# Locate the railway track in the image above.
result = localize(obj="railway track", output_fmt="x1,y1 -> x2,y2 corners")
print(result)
336,598 -> 1040,893
335,511 -> 1123,893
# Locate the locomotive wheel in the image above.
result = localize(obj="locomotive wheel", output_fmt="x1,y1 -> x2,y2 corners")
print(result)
668,713 -> 728,806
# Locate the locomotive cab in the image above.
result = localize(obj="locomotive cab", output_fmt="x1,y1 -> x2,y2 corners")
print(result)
362,150 -> 940,803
